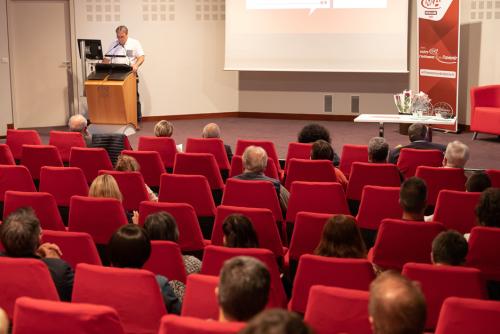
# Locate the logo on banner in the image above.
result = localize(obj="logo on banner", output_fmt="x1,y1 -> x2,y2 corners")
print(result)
419,47 -> 458,64
418,0 -> 452,20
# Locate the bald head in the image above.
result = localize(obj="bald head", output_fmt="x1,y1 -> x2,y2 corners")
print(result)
242,146 -> 268,174
68,114 -> 88,133
202,123 -> 221,138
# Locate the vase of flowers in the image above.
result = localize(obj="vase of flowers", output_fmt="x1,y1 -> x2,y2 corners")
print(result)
394,90 -> 413,115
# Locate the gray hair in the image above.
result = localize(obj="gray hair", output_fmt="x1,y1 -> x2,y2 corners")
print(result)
202,123 -> 221,138
368,137 -> 389,163
444,140 -> 469,168
115,25 -> 128,34
242,146 -> 267,173
68,114 -> 88,133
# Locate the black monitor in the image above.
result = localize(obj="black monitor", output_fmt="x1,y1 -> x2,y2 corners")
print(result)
77,39 -> 103,60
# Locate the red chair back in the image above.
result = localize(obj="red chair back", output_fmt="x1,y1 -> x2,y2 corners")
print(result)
173,153 -> 224,190
288,212 -> 332,261
356,186 -> 402,230
49,131 -> 87,163
434,190 -> 481,234
39,166 -> 89,207
284,142 -> 313,173
41,230 -> 102,267
6,129 -> 41,160
159,314 -> 245,334
235,139 -> 282,175
0,165 -> 36,202
284,159 -> 338,190
486,169 -> 500,188
181,274 -> 220,320
186,138 -> 231,170
397,148 -> 444,178
143,241 -> 187,284
21,145 -> 63,180
121,150 -> 166,188
415,166 -> 466,206
138,136 -> 177,170
69,147 -> 113,184
346,162 -> 401,201
339,144 -> 368,178
466,226 -> 500,281
99,170 -> 149,211
0,144 -> 15,165
470,85 -> 500,136
229,155 -> 279,180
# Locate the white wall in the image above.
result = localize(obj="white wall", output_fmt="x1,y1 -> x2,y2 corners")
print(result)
0,0 -> 13,136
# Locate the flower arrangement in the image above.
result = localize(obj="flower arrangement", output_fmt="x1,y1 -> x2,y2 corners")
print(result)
394,90 -> 432,116
394,90 -> 413,115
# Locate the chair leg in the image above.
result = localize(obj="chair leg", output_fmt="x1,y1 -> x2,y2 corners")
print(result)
472,132 -> 478,140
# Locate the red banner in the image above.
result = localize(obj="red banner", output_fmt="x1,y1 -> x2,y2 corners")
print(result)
418,0 -> 460,132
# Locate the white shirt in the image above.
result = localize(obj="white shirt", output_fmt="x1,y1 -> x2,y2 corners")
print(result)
105,37 -> 144,65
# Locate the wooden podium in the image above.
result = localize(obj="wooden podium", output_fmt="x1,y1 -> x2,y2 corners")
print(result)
85,65 -> 137,128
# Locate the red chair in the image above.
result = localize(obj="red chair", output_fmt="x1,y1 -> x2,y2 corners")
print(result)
235,139 -> 282,177
143,241 -> 187,284
6,129 -> 41,161
466,227 -> 500,281
49,130 -> 87,163
98,170 -> 149,211
69,147 -> 113,184
368,219 -> 445,271
339,144 -> 368,178
228,155 -> 279,181
21,145 -> 63,180
72,263 -> 166,334
0,257 -> 59,318
433,190 -> 481,234
396,148 -> 444,179
138,136 -> 178,171
3,191 -> 66,231
415,166 -> 466,207
121,150 -> 166,189
346,162 -> 402,203
186,138 -> 231,171
486,169 -> 500,187
13,296 -> 125,334
159,314 -> 245,334
68,196 -> 128,245
289,255 -> 375,314
356,186 -> 402,231
181,274 -> 220,320
200,245 -> 287,308
304,286 -> 371,334
0,165 -> 36,217
39,166 -> 89,207
284,159 -> 338,190
402,262 -> 487,330
173,153 -> 224,191
470,85 -> 500,139
435,297 -> 500,334
0,144 -> 15,165
41,230 -> 102,267
284,142 -> 313,174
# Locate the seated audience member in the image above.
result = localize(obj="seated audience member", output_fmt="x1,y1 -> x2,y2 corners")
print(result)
108,224 -> 182,313
475,187 -> 500,228
400,177 -> 427,221
0,208 -> 74,301
443,140 -> 470,168
115,154 -> 158,201
233,146 -> 289,212
143,211 -> 201,275
202,122 -> 233,162
431,230 -> 468,266
68,114 -> 92,146
368,137 -> 389,163
310,139 -> 348,190
217,256 -> 271,322
388,123 -> 446,164
298,123 -> 340,166
154,120 -> 174,137
222,214 -> 259,248
314,215 -> 367,259
369,271 -> 427,334
239,309 -> 314,334
0,308 -> 8,334
466,172 -> 491,192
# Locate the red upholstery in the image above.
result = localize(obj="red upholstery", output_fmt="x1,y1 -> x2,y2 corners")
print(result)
6,129 -> 41,161
470,85 -> 500,137
0,257 -> 59,318
369,219 -> 445,271
356,186 -> 402,230
397,148 -> 443,178
72,263 -> 166,334
289,255 -> 375,314
68,196 -> 128,245
235,139 -> 282,175
41,230 -> 102,267
486,169 -> 500,188
402,262 -> 487,330
346,162 -> 401,201
21,145 -> 63,180
49,130 -> 86,163
181,274 -> 220,320
415,166 -> 466,206
143,241 -> 187,284
159,315 -> 245,334
434,190 -> 481,234
229,155 -> 279,180
466,226 -> 500,281
304,286 -> 371,334
138,136 -> 177,170
284,142 -> 313,174
13,296 -> 125,334
0,165 -> 36,201
200,245 -> 287,308
0,144 -> 15,165
339,144 -> 368,178
98,170 -> 149,211
69,147 -> 113,184
287,212 -> 331,261
138,201 -> 207,252
39,166 -> 89,206
186,138 -> 231,170
3,191 -> 65,231
435,297 -> 500,334
284,159 -> 338,190
121,150 -> 166,188
173,153 -> 224,190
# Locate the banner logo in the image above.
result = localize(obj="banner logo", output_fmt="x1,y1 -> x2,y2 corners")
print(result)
419,48 -> 458,64
420,0 -> 441,10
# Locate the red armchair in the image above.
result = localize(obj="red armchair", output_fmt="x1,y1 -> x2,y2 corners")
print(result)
470,85 -> 500,139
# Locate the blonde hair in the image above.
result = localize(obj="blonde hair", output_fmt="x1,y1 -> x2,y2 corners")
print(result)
154,120 -> 174,137
89,174 -> 123,201
115,154 -> 140,172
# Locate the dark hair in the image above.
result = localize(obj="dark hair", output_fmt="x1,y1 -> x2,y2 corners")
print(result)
298,123 -> 331,144
239,309 -> 314,334
222,214 -> 259,248
143,211 -> 179,242
314,215 -> 366,258
108,225 -> 151,268
0,207 -> 40,257
218,256 -> 271,321
408,123 -> 428,142
476,188 -> 500,228
400,177 -> 427,215
311,139 -> 334,161
466,172 -> 491,192
432,230 -> 468,266
368,137 -> 389,163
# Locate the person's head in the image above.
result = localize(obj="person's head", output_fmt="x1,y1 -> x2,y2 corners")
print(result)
242,146 -> 268,174
202,123 -> 221,138
0,207 -> 41,257
143,211 -> 179,242
115,154 -> 140,172
115,25 -> 129,45
239,309 -> 314,334
89,174 -> 123,201
298,123 -> 331,144
222,214 -> 259,248
369,271 -> 427,334
443,140 -> 469,168
108,224 -> 151,268
154,120 -> 174,137
399,177 -> 427,219
68,114 -> 88,133
217,256 -> 271,322
431,230 -> 468,266
408,123 -> 428,142
466,172 -> 491,192
368,137 -> 389,163
476,187 -> 500,228
311,139 -> 334,161
314,215 -> 367,258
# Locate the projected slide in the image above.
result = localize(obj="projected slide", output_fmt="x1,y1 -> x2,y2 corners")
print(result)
246,0 -> 388,10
